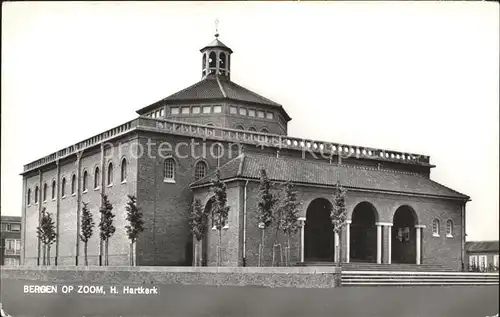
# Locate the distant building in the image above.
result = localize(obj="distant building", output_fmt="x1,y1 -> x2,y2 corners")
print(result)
1,216 -> 22,266
466,241 -> 499,272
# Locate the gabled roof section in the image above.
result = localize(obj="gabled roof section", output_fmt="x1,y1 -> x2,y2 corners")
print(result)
137,77 -> 291,121
466,241 -> 499,253
190,153 -> 469,200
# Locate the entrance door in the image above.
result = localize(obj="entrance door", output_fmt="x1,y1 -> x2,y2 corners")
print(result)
304,198 -> 334,262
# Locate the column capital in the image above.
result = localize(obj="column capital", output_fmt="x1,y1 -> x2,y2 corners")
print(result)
375,222 -> 393,227
346,219 -> 352,224
415,224 -> 426,229
298,217 -> 306,222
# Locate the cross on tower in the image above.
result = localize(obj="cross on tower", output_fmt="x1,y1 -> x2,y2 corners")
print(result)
215,19 -> 219,38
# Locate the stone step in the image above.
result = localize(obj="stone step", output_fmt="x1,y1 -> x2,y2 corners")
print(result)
341,271 -> 499,286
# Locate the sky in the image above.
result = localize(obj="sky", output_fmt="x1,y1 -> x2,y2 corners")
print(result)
1,1 -> 498,241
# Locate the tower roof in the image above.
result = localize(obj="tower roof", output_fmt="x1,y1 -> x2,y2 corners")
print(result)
137,76 -> 291,121
200,38 -> 233,53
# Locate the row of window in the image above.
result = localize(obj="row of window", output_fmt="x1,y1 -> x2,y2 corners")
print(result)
27,158 -> 209,205
148,108 -> 165,119
4,239 -> 21,255
432,218 -> 454,237
163,158 -> 208,182
27,159 -> 128,205
1,223 -> 21,232
3,257 -> 20,266
469,255 -> 499,270
171,105 -> 223,115
233,125 -> 268,133
229,106 -> 274,120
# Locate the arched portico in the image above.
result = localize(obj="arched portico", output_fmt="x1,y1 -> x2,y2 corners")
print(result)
201,197 -> 215,266
392,205 -> 419,264
350,202 -> 379,263
304,198 -> 334,262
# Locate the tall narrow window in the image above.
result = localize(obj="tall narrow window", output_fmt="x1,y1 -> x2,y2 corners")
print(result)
194,161 -> 207,181
83,170 -> 88,191
43,183 -> 47,202
107,162 -> 114,185
432,219 -> 440,236
61,178 -> 66,197
27,188 -> 31,205
121,158 -> 127,182
164,158 -> 175,181
94,167 -> 100,189
446,220 -> 453,237
71,174 -> 76,195
34,186 -> 39,203
51,180 -> 56,199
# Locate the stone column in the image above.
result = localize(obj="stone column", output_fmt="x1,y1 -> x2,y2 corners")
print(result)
345,220 -> 351,263
376,223 -> 382,264
387,225 -> 392,264
298,217 -> 306,263
415,225 -> 425,265
334,231 -> 339,263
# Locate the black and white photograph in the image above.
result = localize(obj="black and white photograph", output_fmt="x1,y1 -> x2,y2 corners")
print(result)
1,1 -> 499,316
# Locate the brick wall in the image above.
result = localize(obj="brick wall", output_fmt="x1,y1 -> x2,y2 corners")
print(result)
193,180 -> 464,270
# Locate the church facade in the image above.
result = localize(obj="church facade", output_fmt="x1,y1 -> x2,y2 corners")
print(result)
21,32 -> 469,270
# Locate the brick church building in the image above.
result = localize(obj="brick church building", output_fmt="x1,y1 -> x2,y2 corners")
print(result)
21,31 -> 469,270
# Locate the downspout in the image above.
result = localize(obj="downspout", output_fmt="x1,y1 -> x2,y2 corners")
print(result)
243,180 -> 249,266
461,202 -> 466,271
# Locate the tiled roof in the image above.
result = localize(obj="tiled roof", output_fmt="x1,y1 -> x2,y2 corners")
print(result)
162,77 -> 282,107
201,38 -> 233,53
0,215 -> 21,222
137,77 -> 291,120
190,153 -> 469,200
465,241 -> 499,253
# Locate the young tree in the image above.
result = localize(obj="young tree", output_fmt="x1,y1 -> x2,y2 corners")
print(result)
330,181 -> 348,266
189,198 -> 209,266
79,202 -> 95,266
210,169 -> 230,266
99,194 -> 115,266
256,169 -> 278,267
278,181 -> 301,266
37,208 -> 57,266
125,195 -> 144,266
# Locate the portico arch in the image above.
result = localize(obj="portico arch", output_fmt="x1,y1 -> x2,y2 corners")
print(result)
350,202 -> 379,262
392,205 -> 418,264
305,198 -> 334,262
201,197 -> 215,266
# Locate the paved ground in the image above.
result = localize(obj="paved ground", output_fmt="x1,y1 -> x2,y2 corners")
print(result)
1,279 -> 498,317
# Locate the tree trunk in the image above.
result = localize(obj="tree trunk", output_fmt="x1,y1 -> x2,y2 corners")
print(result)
84,242 -> 88,266
259,229 -> 265,267
287,235 -> 291,266
47,244 -> 51,266
42,243 -> 46,266
193,240 -> 197,267
130,242 -> 133,266
105,240 -> 109,266
338,233 -> 343,267
218,230 -> 222,266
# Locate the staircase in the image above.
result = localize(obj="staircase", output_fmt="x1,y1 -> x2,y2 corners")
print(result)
296,262 -> 499,286
342,271 -> 499,286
